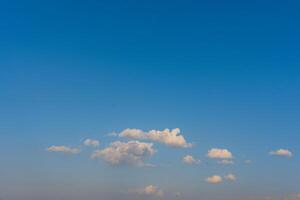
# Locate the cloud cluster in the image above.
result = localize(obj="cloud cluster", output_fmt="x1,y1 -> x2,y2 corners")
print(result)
206,173 -> 236,184
46,145 -> 80,154
207,148 -> 233,159
270,149 -> 292,157
133,185 -> 163,197
91,141 -> 155,166
218,159 -> 234,165
244,160 -> 252,164
83,139 -> 100,147
182,155 -> 200,165
119,128 -> 192,148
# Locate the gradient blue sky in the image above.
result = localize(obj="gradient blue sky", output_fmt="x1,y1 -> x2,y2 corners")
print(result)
0,1 -> 300,200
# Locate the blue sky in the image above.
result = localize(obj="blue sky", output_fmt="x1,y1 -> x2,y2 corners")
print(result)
0,1 -> 300,200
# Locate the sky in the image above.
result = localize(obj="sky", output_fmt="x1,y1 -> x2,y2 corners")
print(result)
0,1 -> 300,200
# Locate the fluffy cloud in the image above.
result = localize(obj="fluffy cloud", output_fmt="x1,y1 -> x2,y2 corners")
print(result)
119,128 -> 192,148
83,139 -> 100,147
224,173 -> 236,181
218,159 -> 234,165
207,148 -> 233,159
133,185 -> 163,197
46,145 -> 80,154
269,149 -> 292,157
182,155 -> 200,165
91,141 -> 155,166
205,175 -> 222,184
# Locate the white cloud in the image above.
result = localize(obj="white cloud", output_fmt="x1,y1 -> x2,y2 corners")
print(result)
207,148 -> 233,159
224,173 -> 236,181
205,175 -> 222,184
46,145 -> 80,154
91,141 -> 155,166
83,139 -> 100,147
133,185 -> 163,197
119,128 -> 192,148
269,149 -> 292,157
218,159 -> 234,165
182,155 -> 200,165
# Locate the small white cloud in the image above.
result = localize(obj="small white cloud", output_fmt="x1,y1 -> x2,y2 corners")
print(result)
205,175 -> 222,184
119,128 -> 192,148
91,141 -> 155,167
207,148 -> 233,159
132,185 -> 163,197
46,145 -> 80,154
182,155 -> 200,165
269,149 -> 292,157
83,139 -> 100,147
224,173 -> 236,181
218,159 -> 234,165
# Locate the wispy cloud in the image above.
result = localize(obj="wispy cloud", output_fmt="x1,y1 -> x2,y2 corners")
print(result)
224,173 -> 236,181
46,145 -> 81,154
83,139 -> 100,147
218,159 -> 234,165
244,160 -> 252,164
107,132 -> 118,137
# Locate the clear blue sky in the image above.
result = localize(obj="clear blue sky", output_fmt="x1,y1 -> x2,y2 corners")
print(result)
0,1 -> 300,200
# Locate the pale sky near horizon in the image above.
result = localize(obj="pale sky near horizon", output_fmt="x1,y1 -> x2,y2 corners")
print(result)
1,1 -> 300,200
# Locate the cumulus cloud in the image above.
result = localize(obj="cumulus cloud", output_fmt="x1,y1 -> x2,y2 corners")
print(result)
46,145 -> 80,154
207,148 -> 233,159
205,175 -> 222,184
269,149 -> 292,157
133,185 -> 163,197
224,173 -> 236,181
119,128 -> 192,148
182,155 -> 200,165
83,139 -> 100,147
91,141 -> 155,166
